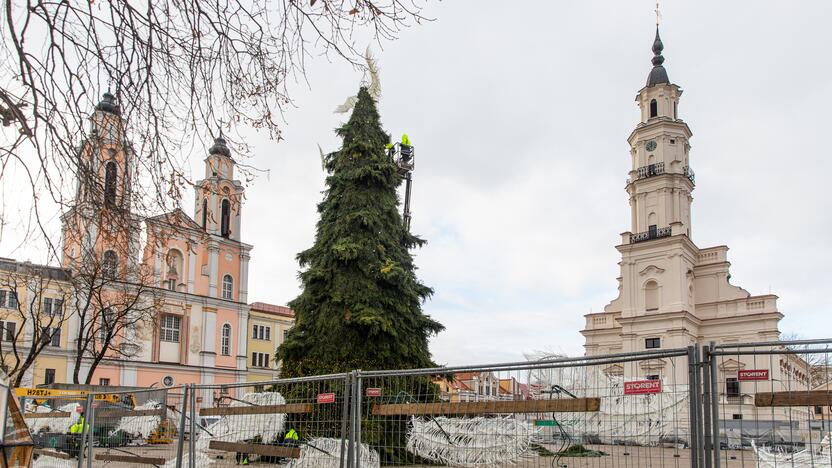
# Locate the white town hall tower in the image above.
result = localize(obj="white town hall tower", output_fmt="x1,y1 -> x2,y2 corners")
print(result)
581,29 -> 783,360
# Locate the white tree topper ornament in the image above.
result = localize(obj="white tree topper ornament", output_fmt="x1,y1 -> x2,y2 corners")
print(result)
334,47 -> 382,114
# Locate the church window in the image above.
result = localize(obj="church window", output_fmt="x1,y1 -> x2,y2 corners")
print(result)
673,101 -> 678,119
645,337 -> 661,349
726,378 -> 740,398
670,139 -> 676,144
221,324 -> 231,356
202,199 -> 208,229
104,161 -> 117,205
645,280 -> 659,311
222,274 -> 233,300
649,99 -> 658,118
221,199 -> 231,237
102,250 -> 118,279
160,315 -> 181,342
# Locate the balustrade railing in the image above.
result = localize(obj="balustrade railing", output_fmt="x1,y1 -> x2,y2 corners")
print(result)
630,226 -> 672,243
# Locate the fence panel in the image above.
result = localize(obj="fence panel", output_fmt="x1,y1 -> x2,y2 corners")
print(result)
352,349 -> 695,468
183,374 -> 351,468
23,390 -> 94,466
708,339 -> 832,468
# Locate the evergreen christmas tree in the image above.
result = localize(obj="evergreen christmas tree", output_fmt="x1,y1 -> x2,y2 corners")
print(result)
278,86 -> 443,377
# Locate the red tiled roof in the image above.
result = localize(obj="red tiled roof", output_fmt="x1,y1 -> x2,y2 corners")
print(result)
249,302 -> 295,318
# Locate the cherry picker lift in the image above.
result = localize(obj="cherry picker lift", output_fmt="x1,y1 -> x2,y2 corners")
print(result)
388,134 -> 415,231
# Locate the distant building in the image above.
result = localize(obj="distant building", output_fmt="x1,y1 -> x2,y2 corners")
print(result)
247,302 -> 295,382
434,372 -> 527,402
0,93 -> 292,396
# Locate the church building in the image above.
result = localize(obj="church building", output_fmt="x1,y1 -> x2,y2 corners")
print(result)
580,30 -> 807,420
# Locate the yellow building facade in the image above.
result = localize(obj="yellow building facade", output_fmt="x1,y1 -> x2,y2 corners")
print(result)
246,302 -> 295,383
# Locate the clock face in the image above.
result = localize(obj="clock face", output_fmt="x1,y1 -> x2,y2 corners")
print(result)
645,140 -> 657,152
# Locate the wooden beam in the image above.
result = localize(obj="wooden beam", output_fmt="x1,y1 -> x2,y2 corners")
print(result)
94,453 -> 167,465
372,398 -> 601,416
24,412 -> 71,419
33,448 -> 73,459
200,403 -> 313,416
208,440 -> 301,458
755,391 -> 832,407
95,408 -> 166,418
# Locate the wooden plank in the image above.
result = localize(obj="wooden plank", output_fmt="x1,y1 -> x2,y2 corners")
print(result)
95,453 -> 167,465
200,403 -> 313,416
25,412 -> 71,419
95,408 -> 166,418
755,391 -> 832,407
372,398 -> 601,416
208,440 -> 301,458
33,448 -> 73,459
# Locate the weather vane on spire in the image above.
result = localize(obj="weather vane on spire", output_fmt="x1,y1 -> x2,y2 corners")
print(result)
655,0 -> 662,27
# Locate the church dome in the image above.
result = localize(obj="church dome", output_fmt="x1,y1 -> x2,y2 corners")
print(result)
209,136 -> 231,157
646,28 -> 670,87
95,92 -> 121,115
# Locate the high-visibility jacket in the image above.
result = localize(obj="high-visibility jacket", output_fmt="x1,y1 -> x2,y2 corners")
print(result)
401,134 -> 411,146
69,417 -> 88,434
284,428 -> 299,441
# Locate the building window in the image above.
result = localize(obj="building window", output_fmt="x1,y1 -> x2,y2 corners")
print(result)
815,406 -> 823,415
43,298 -> 64,317
726,378 -> 740,398
99,307 -> 115,342
221,199 -> 231,237
252,324 -> 271,341
221,324 -> 231,356
45,327 -> 61,347
646,374 -> 660,380
649,99 -> 658,118
100,378 -> 111,386
167,279 -> 176,291
102,250 -> 118,279
104,161 -> 117,205
160,315 -> 181,343
732,414 -> 743,420
645,337 -> 661,349
673,101 -> 678,119
283,329 -> 290,343
202,199 -> 208,229
670,139 -> 676,145
645,280 -> 659,311
251,352 -> 270,368
222,275 -> 233,300
44,368 -> 55,385
0,321 -> 16,341
0,290 -> 18,309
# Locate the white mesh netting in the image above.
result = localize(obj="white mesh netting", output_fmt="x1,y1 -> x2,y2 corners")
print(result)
406,416 -> 541,466
113,400 -> 164,438
32,457 -> 76,468
25,403 -> 82,434
752,434 -> 832,468
287,437 -> 379,468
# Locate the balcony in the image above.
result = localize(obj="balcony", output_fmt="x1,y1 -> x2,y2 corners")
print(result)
630,226 -> 672,244
636,162 -> 664,180
684,166 -> 695,185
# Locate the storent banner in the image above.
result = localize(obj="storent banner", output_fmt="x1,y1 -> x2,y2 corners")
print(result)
738,369 -> 769,381
624,380 -> 663,395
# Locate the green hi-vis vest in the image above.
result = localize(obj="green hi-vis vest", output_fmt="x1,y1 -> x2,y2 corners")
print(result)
284,428 -> 299,441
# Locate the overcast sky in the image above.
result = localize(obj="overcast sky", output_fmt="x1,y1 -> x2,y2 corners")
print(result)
3,1 -> 831,367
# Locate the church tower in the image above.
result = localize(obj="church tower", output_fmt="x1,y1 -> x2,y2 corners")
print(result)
581,28 -> 782,365
194,136 -> 245,242
61,92 -> 141,279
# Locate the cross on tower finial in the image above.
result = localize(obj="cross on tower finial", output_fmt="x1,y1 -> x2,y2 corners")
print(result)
655,0 -> 662,27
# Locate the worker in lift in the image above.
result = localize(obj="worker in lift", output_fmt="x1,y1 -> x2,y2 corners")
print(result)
399,133 -> 413,161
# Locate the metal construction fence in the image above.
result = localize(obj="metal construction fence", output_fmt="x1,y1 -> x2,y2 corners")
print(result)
22,339 -> 832,467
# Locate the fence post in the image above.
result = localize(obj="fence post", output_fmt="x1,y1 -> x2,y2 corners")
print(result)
347,371 -> 358,468
340,374 -> 352,468
709,342 -> 721,468
175,385 -> 189,468
188,383 -> 196,468
688,345 -> 699,468
86,392 -> 96,468
702,344 -> 713,468
354,371 -> 363,468
76,393 -> 93,468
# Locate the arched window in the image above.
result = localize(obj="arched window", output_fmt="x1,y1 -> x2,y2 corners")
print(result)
673,101 -> 678,119
649,99 -> 658,118
645,280 -> 659,311
104,161 -> 117,205
201,199 -> 208,230
102,250 -> 118,279
647,212 -> 658,238
221,199 -> 231,237
221,324 -> 231,356
222,274 -> 233,300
